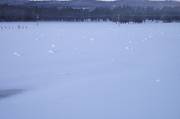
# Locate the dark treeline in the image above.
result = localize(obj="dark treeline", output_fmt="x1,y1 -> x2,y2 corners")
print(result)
0,4 -> 180,23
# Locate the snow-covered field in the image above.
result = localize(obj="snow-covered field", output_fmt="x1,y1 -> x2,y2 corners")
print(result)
0,22 -> 180,119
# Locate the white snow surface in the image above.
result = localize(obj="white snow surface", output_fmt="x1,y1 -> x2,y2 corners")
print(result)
0,22 -> 180,119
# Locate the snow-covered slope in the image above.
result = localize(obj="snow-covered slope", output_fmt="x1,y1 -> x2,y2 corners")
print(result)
0,22 -> 180,119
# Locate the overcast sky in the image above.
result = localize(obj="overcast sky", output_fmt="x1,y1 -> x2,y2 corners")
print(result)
28,0 -> 180,1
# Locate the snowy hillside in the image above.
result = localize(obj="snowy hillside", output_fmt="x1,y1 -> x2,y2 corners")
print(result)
0,22 -> 180,119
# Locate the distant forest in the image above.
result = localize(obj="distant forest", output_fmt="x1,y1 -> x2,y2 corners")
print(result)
0,4 -> 180,23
